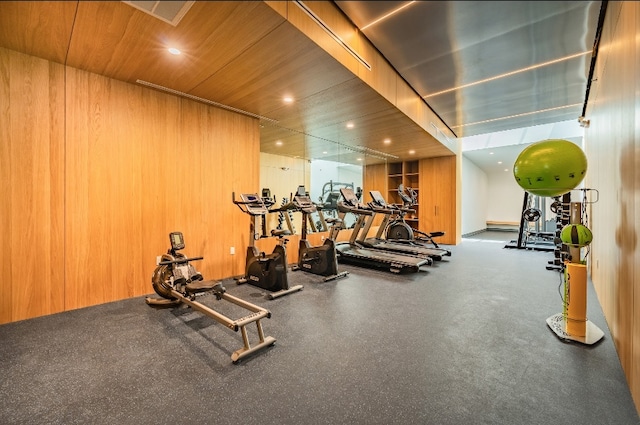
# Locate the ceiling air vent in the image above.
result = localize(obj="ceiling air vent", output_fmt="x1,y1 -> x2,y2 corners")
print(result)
122,1 -> 195,26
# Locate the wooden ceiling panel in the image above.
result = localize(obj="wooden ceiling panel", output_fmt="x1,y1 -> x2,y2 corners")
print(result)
189,21 -> 357,120
0,1 -> 77,64
259,123 -> 307,158
66,1 -> 285,93
265,77 -> 392,132
0,1 -> 455,167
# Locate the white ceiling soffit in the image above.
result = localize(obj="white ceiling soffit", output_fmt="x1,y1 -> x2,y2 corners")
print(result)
122,1 -> 195,26
461,120 -> 585,152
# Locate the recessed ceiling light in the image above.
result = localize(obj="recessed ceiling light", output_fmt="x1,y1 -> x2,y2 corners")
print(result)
346,122 -> 354,129
361,1 -> 417,31
384,139 -> 391,145
168,47 -> 181,55
275,141 -> 283,146
322,151 -> 328,154
409,150 -> 415,155
504,168 -> 509,172
283,96 -> 293,104
357,158 -> 362,161
498,161 -> 503,164
489,152 -> 494,155
425,51 -> 591,98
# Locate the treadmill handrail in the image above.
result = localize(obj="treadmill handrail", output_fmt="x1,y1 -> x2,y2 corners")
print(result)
337,201 -> 373,216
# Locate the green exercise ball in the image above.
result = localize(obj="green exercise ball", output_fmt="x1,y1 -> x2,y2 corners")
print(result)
560,223 -> 593,247
513,139 -> 587,197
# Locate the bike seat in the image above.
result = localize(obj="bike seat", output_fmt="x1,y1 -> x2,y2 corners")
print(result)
185,280 -> 225,295
271,229 -> 291,237
257,252 -> 281,263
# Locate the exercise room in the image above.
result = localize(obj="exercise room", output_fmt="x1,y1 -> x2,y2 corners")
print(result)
1,1 -> 639,424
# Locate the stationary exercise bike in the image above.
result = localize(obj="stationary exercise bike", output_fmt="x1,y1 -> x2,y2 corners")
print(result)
289,186 -> 349,282
386,184 -> 449,252
233,192 -> 303,300
145,232 -> 276,363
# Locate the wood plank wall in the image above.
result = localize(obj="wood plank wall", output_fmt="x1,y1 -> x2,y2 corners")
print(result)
0,47 -> 260,324
584,1 -> 640,413
0,47 -> 66,322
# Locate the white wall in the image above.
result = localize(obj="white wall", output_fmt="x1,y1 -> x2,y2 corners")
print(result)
461,120 -> 585,231
461,156 -> 489,235
486,170 -> 526,224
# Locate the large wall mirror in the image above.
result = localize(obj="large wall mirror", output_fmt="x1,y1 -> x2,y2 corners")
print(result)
259,123 -> 387,237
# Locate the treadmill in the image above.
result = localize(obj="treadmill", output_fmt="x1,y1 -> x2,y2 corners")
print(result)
362,191 -> 452,261
333,188 -> 431,273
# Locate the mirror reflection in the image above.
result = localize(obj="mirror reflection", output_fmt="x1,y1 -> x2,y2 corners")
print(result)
259,136 -> 367,239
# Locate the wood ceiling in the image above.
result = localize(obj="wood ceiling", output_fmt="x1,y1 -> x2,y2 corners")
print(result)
0,1 -> 456,166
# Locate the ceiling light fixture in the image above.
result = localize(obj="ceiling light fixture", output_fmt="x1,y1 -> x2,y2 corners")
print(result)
283,96 -> 294,104
168,47 -> 181,55
424,51 -> 592,98
275,141 -> 283,146
384,139 -> 391,144
346,122 -> 354,129
360,1 -> 417,31
452,103 -> 582,129
409,150 -> 415,155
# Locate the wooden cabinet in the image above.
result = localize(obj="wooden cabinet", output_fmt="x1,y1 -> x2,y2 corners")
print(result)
419,156 -> 456,245
366,156 -> 457,245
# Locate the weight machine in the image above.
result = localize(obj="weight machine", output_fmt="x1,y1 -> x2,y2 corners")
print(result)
505,192 -> 557,252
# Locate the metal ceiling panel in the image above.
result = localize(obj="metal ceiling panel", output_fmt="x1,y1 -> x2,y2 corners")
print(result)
336,1 -> 602,137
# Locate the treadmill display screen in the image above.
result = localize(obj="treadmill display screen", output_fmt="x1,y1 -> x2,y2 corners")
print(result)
369,191 -> 386,205
340,188 -> 358,205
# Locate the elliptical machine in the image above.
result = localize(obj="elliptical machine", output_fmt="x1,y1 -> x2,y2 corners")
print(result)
233,192 -> 303,300
386,184 -> 448,251
289,186 -> 349,282
145,232 -> 276,363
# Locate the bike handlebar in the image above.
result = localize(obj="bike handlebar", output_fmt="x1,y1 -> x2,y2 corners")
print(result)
159,256 -> 204,266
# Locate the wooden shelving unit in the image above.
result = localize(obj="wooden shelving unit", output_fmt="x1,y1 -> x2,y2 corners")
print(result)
387,160 -> 420,230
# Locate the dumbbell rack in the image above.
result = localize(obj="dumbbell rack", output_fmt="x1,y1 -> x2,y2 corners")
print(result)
276,197 -> 296,234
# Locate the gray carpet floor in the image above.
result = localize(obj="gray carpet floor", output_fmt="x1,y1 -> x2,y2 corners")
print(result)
1,231 -> 638,425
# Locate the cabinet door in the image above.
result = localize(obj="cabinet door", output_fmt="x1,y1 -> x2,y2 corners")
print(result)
419,156 -> 456,244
